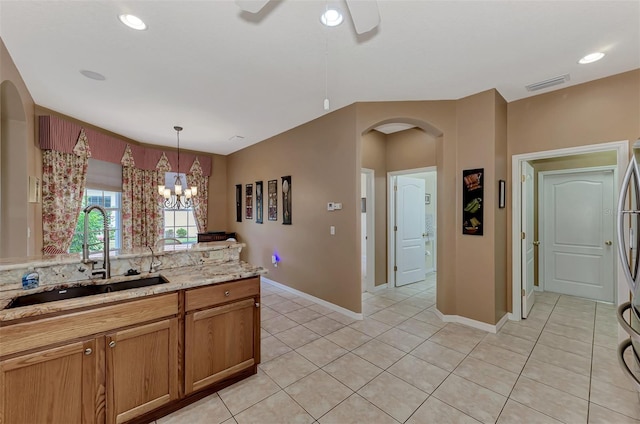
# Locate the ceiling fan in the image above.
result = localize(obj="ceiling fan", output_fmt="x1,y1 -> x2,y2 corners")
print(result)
235,0 -> 381,35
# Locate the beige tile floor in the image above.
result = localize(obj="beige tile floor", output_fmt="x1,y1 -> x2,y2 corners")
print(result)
156,274 -> 640,424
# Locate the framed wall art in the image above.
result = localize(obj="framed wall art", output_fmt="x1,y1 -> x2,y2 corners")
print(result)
462,168 -> 483,235
245,184 -> 253,219
256,181 -> 263,224
282,176 -> 292,225
235,184 -> 242,222
268,179 -> 277,221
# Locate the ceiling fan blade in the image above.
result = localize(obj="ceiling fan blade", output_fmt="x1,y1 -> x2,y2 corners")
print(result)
344,0 -> 380,34
235,0 -> 271,14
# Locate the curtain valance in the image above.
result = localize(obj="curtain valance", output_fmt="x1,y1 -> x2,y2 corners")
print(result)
39,115 -> 212,177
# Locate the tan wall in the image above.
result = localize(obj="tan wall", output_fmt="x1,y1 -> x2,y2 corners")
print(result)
207,154 -> 228,231
361,130 -> 387,286
386,128 -> 437,172
227,105 -> 362,313
506,70 -> 640,311
494,91 -> 508,322
0,39 -> 38,258
455,90 -> 501,324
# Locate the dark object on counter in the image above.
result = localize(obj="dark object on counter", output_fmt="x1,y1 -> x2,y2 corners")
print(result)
7,276 -> 169,309
126,268 -> 140,276
197,232 -> 236,242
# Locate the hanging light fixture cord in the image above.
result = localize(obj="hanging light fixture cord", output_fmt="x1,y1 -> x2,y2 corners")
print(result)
323,2 -> 330,111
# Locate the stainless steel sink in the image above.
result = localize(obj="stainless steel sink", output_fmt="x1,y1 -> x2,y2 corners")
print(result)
6,276 -> 169,309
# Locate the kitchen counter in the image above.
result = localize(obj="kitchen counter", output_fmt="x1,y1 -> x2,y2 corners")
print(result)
0,243 -> 266,322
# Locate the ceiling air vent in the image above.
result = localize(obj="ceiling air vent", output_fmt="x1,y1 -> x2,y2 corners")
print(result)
525,74 -> 570,92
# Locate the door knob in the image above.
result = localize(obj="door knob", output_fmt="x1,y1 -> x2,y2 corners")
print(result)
605,240 -> 613,246
533,241 -> 540,246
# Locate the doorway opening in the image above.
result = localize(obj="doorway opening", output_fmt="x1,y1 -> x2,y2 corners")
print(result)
388,167 -> 437,288
512,140 -> 628,320
361,169 -> 375,293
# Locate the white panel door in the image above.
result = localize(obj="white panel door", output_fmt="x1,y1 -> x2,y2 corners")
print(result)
522,161 -> 536,318
541,169 -> 615,302
396,176 -> 426,286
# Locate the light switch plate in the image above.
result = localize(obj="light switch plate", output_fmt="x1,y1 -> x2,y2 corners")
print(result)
327,202 -> 335,211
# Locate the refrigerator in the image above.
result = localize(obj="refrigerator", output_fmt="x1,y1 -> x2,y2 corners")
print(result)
616,139 -> 640,392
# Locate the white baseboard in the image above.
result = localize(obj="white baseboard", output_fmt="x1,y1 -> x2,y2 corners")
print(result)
370,283 -> 388,292
434,309 -> 509,334
261,276 -> 363,321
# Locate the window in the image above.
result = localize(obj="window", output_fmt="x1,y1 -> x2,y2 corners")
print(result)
69,189 -> 122,253
164,207 -> 198,245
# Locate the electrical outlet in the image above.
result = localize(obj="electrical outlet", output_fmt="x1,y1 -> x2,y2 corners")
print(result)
271,255 -> 277,264
334,203 -> 342,210
330,226 -> 335,235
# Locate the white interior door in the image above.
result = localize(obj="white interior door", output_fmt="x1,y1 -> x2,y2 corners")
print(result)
522,161 -> 536,318
396,176 -> 426,286
541,169 -> 615,302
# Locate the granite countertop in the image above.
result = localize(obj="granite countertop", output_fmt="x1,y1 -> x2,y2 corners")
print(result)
0,241 -> 243,272
0,261 -> 266,322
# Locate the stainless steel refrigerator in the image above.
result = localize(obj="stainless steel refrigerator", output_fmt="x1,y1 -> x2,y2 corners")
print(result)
616,139 -> 640,392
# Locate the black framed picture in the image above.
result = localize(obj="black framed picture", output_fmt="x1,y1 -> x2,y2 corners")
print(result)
462,168 -> 483,235
256,181 -> 263,224
235,184 -> 242,222
245,184 -> 253,219
268,179 -> 277,221
282,176 -> 291,225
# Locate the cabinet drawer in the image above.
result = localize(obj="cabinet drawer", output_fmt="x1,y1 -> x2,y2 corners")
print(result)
185,277 -> 259,312
0,293 -> 178,357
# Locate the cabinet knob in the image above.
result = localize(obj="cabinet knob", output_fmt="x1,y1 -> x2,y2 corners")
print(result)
255,302 -> 260,308
109,341 -> 116,348
84,348 -> 92,355
605,240 -> 613,246
224,290 -> 230,297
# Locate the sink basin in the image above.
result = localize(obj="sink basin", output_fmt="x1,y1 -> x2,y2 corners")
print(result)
6,276 -> 169,309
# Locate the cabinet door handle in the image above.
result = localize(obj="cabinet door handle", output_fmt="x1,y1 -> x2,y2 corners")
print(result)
224,290 -> 230,297
109,341 -> 116,348
84,348 -> 92,355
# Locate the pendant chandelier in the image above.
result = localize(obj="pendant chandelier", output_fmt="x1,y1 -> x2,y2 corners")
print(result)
158,126 -> 197,209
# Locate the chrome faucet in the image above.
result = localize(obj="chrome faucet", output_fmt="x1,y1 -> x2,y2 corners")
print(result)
82,205 -> 111,279
155,237 -> 182,250
147,238 -> 182,273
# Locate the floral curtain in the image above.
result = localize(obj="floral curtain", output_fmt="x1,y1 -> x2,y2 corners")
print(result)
121,146 -> 166,249
42,129 -> 91,254
187,158 -> 209,233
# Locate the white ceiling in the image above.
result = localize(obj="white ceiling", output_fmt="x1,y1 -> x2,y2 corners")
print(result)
1,1 -> 638,155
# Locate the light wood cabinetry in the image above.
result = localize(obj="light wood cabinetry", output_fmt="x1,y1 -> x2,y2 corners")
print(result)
0,278 -> 260,424
184,277 -> 260,395
106,318 -> 179,424
0,339 -> 102,424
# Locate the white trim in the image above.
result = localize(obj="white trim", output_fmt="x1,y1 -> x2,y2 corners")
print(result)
361,168 -> 376,293
511,140 -> 628,321
261,276 -> 363,320
538,165 -> 617,302
434,309 -> 509,334
370,283 -> 388,292
387,166 -> 437,288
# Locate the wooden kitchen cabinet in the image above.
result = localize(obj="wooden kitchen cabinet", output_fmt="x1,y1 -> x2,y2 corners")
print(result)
0,338 -> 101,424
184,278 -> 260,394
106,318 -> 179,424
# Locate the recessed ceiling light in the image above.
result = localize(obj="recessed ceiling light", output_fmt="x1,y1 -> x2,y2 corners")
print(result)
80,70 -> 106,81
118,14 -> 147,30
321,8 -> 343,27
578,52 -> 605,64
